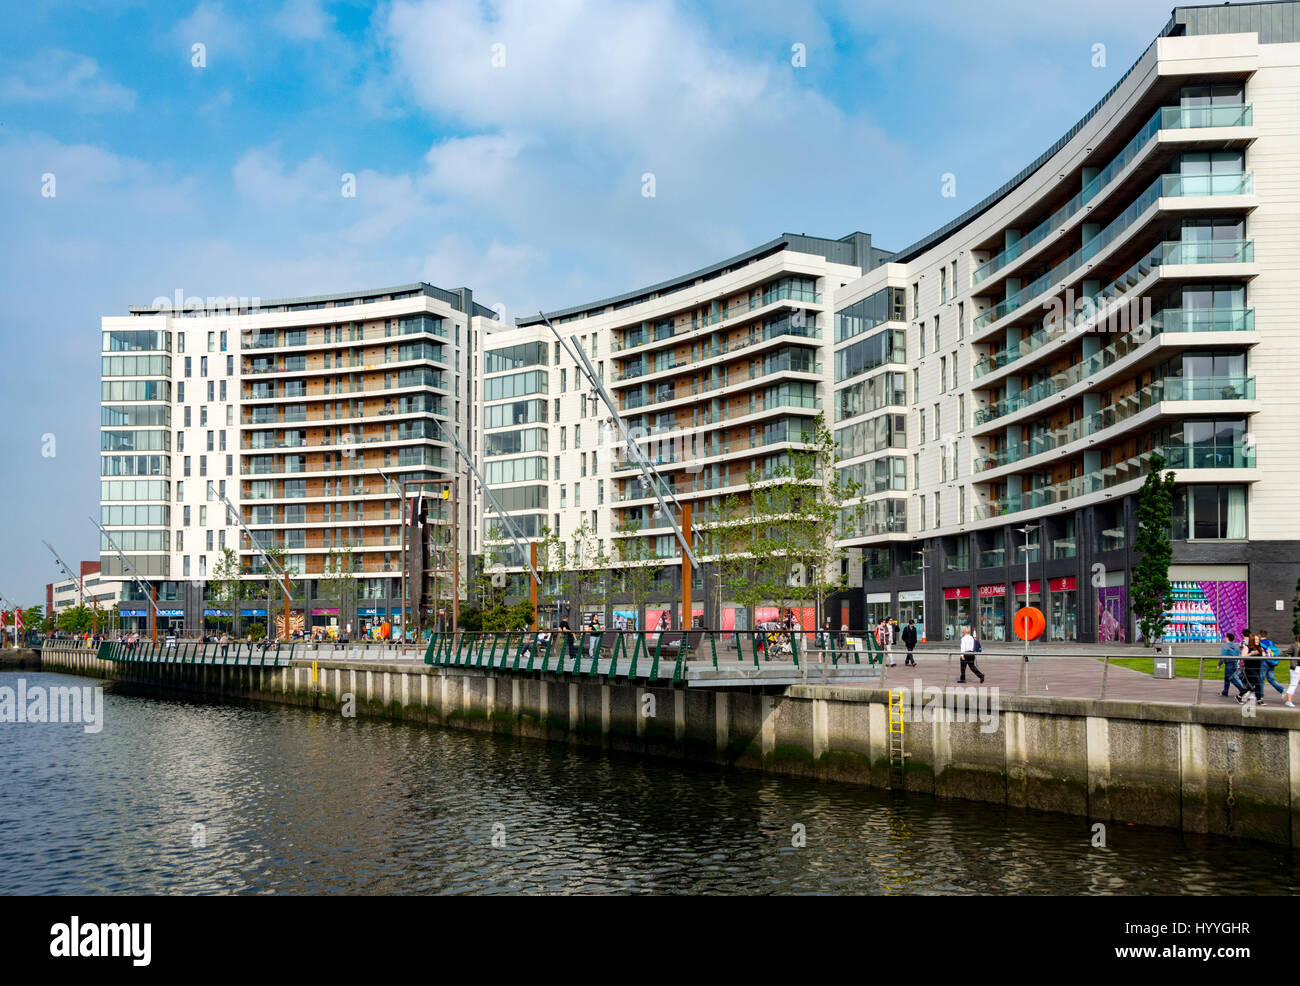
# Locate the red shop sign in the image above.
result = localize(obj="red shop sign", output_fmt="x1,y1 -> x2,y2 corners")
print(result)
1050,576 -> 1077,592
1012,581 -> 1042,595
979,584 -> 1006,597
943,587 -> 971,600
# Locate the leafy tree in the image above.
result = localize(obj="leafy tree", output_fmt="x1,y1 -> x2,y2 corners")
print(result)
728,413 -> 859,632
209,547 -> 245,636
56,604 -> 94,634
1291,575 -> 1300,642
459,605 -> 484,632
1133,452 -> 1177,645
322,541 -> 359,631
614,518 -> 664,630
22,605 -> 46,638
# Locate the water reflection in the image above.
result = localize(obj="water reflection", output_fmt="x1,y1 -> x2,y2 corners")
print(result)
1,672 -> 1295,895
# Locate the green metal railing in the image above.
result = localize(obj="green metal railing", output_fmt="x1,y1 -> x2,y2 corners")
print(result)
96,640 -> 295,666
423,629 -> 898,683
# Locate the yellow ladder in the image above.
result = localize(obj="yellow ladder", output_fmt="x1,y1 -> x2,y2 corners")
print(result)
888,688 -> 906,790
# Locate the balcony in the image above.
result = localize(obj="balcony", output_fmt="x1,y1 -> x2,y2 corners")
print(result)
612,284 -> 822,352
972,104 -> 1252,285
973,173 -> 1252,334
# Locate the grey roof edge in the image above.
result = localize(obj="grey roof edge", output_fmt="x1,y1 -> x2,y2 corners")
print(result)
126,282 -> 497,319
890,0 -> 1300,264
516,231 -> 893,327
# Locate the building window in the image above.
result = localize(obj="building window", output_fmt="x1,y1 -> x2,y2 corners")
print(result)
1173,485 -> 1247,540
940,356 -> 947,393
201,356 -> 208,377
185,357 -> 192,378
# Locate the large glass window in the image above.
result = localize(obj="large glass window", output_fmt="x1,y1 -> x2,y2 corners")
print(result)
484,370 -> 548,401
834,287 -> 906,342
1173,484 -> 1247,540
834,327 -> 906,381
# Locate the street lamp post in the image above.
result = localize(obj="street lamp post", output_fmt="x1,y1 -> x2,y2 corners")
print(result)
913,547 -> 931,642
1017,524 -> 1040,659
378,469 -> 406,639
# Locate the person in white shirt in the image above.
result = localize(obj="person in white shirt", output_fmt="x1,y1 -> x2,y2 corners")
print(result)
958,626 -> 985,683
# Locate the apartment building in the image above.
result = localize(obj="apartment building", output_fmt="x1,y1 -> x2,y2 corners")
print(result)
506,233 -> 892,629
832,1 -> 1300,643
97,2 -> 1300,645
45,561 -> 121,616
100,283 -> 497,635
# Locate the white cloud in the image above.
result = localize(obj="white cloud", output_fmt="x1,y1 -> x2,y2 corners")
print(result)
0,50 -> 136,111
273,0 -> 335,40
173,2 -> 253,63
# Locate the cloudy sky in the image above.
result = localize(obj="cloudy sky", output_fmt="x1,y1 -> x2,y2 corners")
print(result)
0,0 -> 1181,601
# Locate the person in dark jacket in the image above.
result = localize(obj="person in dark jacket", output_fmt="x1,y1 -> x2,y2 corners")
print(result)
902,620 -> 918,666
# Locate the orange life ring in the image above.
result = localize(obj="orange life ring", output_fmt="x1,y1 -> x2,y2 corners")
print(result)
1013,606 -> 1046,641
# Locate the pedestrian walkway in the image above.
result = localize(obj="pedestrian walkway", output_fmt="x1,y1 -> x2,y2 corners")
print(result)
827,648 -> 1265,706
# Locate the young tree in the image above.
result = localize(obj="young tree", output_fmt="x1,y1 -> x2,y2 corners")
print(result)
322,541 -> 359,633
613,518 -> 663,630
568,520 -> 610,627
56,604 -> 94,635
1132,452 -> 1177,646
209,547 -> 245,636
714,491 -> 765,626
744,413 -> 859,632
1291,575 -> 1300,642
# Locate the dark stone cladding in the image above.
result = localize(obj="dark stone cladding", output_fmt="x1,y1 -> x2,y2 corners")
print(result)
831,493 -> 1300,643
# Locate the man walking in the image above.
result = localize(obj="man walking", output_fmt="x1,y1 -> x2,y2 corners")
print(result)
1218,633 -> 1247,698
902,619 -> 918,667
959,625 -> 985,684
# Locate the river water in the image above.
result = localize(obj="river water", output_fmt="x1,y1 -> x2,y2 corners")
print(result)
1,671 -> 1295,895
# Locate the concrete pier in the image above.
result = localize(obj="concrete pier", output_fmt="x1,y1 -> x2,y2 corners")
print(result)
34,643 -> 1300,847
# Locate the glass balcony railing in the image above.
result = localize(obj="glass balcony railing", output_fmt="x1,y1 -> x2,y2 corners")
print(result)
976,371 -> 1254,430
973,171 -> 1253,332
972,104 -> 1252,284
1160,443 -> 1256,469
973,439 -> 1255,521
1159,238 -> 1254,265
1159,172 -> 1253,197
1150,307 -> 1254,334
613,285 -> 822,352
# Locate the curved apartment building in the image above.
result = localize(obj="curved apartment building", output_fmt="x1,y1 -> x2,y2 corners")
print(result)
98,2 -> 1300,644
834,2 -> 1300,642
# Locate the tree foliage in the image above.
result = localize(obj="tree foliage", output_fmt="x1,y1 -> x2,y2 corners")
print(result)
1132,452 -> 1177,646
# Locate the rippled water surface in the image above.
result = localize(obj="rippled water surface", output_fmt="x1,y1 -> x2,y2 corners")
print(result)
1,671 -> 1296,895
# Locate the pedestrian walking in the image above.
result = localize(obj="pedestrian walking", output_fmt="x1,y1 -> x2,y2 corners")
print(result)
959,625 -> 985,683
1285,639 -> 1299,709
1240,633 -> 1266,705
902,619 -> 918,667
1259,630 -> 1285,695
1217,633 -> 1248,698
587,616 -> 602,664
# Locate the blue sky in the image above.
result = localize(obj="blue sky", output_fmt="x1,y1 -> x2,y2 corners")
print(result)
0,0 -> 1183,603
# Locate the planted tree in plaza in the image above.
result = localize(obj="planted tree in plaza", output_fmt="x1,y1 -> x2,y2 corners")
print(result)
256,544 -> 294,640
1292,575 -> 1300,641
742,413 -> 859,633
56,604 -> 94,635
614,519 -> 663,631
568,520 -> 610,627
714,492 -> 766,628
322,541 -> 359,631
209,547 -> 245,636
1132,452 -> 1177,645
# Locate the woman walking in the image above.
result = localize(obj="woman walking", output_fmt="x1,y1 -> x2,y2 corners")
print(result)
1285,638 -> 1300,709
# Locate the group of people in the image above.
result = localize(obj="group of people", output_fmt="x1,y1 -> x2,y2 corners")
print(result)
1217,630 -> 1299,707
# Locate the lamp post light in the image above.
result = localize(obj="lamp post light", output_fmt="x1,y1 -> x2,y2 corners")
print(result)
377,468 -> 406,637
913,546 -> 931,641
1016,524 -> 1040,658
